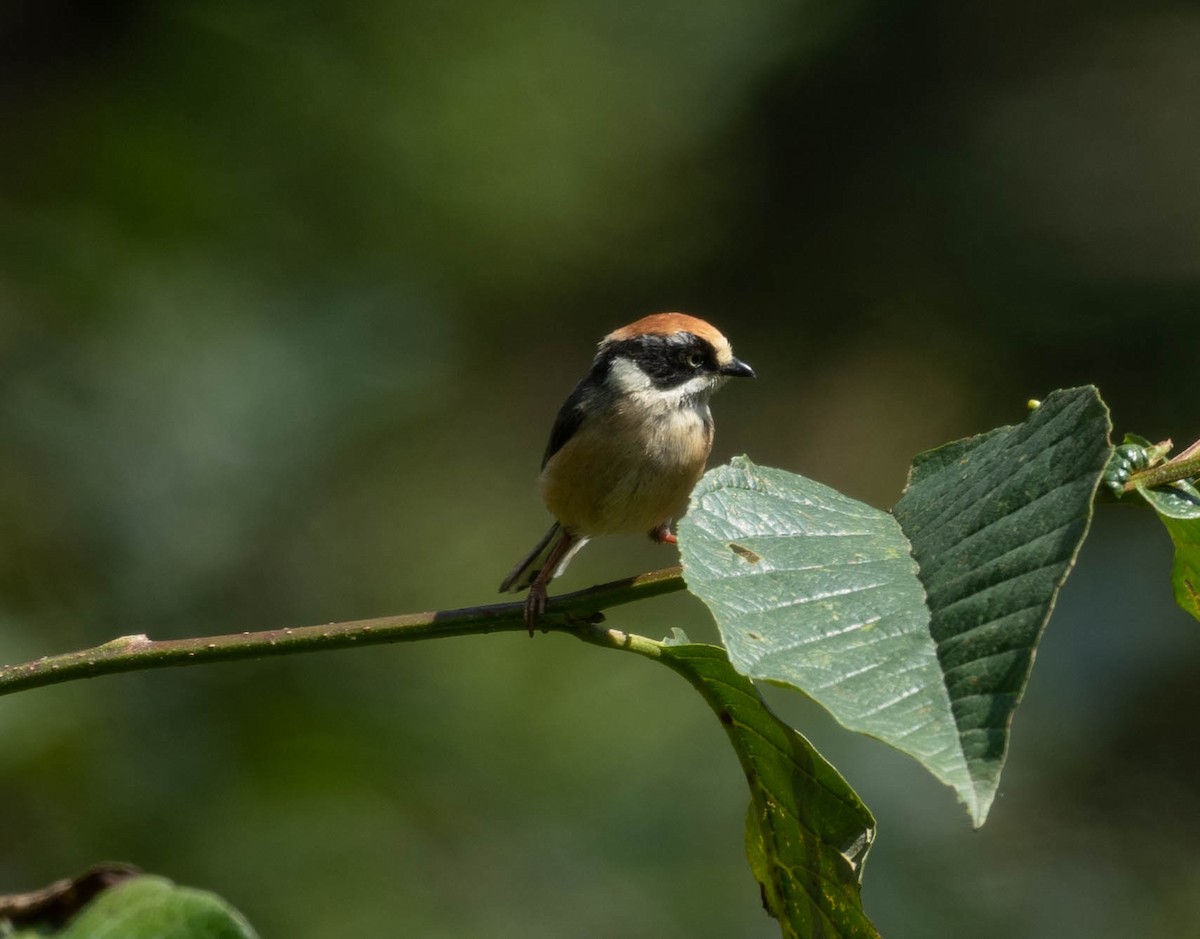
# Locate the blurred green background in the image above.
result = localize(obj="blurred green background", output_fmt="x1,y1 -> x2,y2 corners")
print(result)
2,1 -> 1198,936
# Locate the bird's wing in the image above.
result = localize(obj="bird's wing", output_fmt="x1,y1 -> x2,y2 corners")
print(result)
541,379 -> 596,469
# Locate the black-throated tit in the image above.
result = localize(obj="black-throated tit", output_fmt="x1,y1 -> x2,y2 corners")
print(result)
501,313 -> 755,633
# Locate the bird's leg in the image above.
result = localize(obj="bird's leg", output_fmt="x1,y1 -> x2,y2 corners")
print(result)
524,529 -> 578,636
649,522 -> 677,545
523,581 -> 547,635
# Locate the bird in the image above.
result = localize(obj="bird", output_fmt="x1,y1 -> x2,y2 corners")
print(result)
500,312 -> 755,633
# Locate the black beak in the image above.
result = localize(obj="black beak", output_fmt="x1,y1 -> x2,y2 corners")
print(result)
719,358 -> 756,379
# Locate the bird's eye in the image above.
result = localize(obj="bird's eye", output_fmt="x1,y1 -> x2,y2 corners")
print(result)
685,352 -> 704,369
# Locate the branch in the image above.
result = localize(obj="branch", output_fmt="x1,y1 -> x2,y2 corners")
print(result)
1124,450 -> 1200,492
0,567 -> 686,698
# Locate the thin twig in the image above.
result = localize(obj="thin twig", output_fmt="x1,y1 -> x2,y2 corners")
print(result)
0,567 -> 686,698
1124,448 -> 1200,492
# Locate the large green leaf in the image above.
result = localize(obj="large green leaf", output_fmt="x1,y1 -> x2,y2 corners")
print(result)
650,639 -> 878,939
680,388 -> 1111,826
891,386 -> 1112,821
6,876 -> 260,939
678,457 -> 973,816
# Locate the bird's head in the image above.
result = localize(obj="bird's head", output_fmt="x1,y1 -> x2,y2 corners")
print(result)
594,313 -> 755,406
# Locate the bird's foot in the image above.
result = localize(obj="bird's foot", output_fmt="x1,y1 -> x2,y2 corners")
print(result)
524,583 -> 547,636
649,524 -> 678,545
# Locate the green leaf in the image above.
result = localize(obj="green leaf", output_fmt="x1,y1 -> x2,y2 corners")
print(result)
678,456 -> 971,815
7,876 -> 260,939
1133,479 -> 1200,622
892,386 -> 1112,822
680,388 -> 1111,827
648,640 -> 878,939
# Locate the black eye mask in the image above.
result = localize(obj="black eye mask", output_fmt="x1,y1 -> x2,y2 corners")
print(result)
595,333 -> 716,389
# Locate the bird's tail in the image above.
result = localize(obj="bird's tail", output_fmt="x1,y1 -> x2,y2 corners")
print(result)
499,523 -> 588,592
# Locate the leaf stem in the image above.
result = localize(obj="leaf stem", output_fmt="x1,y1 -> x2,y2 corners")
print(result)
1125,450 -> 1200,492
0,567 -> 685,698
